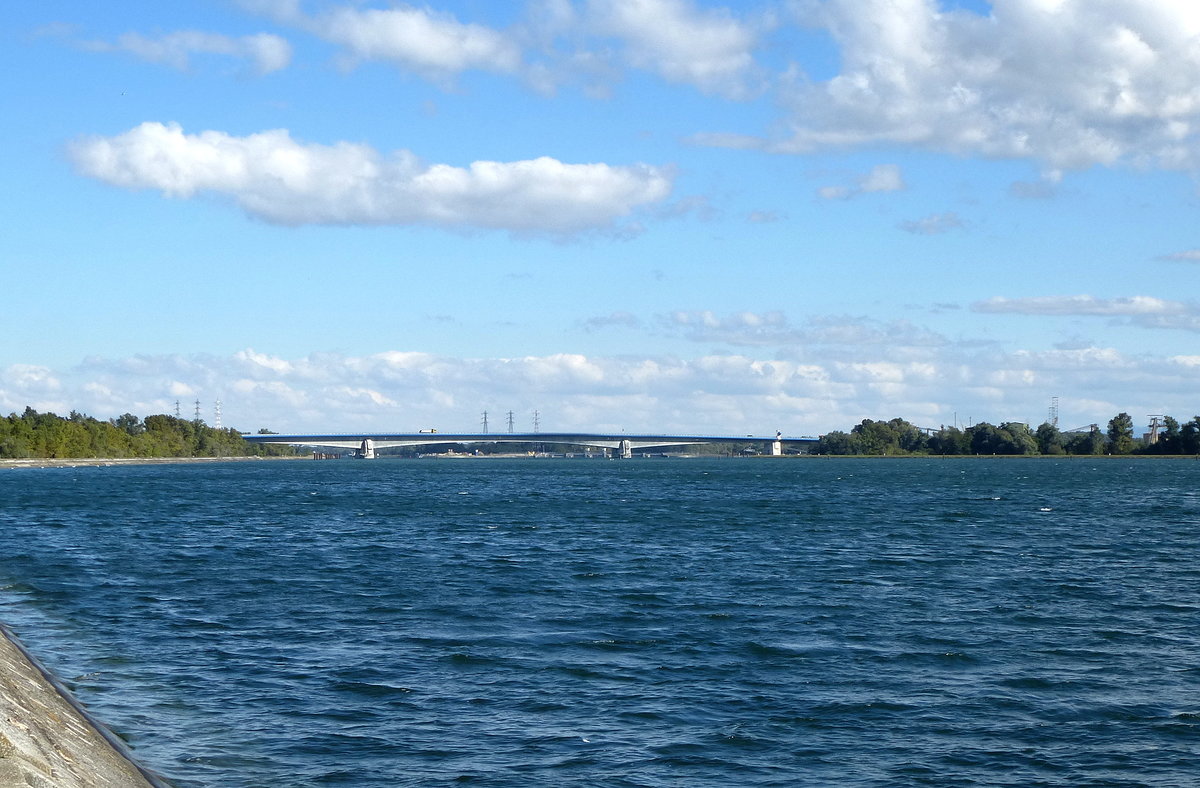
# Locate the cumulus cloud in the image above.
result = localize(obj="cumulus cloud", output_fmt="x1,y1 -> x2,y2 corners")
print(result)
818,163 -> 905,200
582,0 -> 764,98
90,31 -> 292,74
68,122 -> 673,234
317,5 -> 522,80
693,0 -> 1200,170
5,341 -> 1200,439
242,0 -> 763,96
5,365 -> 61,392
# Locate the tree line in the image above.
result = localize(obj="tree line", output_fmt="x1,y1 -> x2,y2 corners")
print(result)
0,407 -> 298,459
814,413 -> 1200,456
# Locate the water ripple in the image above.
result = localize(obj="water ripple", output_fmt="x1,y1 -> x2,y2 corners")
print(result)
2,458 -> 1200,786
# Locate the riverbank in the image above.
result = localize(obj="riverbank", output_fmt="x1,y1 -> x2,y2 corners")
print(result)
0,455 -> 306,470
0,625 -> 167,787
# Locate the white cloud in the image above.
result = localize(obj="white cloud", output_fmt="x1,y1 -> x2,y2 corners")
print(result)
92,31 -> 292,75
583,311 -> 642,331
666,311 -> 946,350
1158,249 -> 1200,261
973,295 -> 1187,316
899,211 -> 964,234
584,0 -> 764,98
241,0 -> 763,97
239,0 -> 521,80
318,5 -> 522,79
818,163 -> 905,200
860,163 -> 905,192
5,338 -> 1200,438
974,294 -> 1200,333
4,365 -> 61,391
713,0 -> 1200,170
329,386 -> 398,407
1130,314 -> 1200,332
68,122 -> 673,235
233,349 -> 294,376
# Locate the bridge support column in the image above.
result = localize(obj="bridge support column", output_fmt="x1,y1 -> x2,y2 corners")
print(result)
772,440 -> 782,456
356,438 -> 376,459
620,439 -> 633,459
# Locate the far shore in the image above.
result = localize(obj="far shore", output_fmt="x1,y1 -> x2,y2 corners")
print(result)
3,454 -> 1196,470
0,455 -> 307,471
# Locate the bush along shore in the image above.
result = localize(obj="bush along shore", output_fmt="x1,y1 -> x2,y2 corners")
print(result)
814,413 -> 1198,456
0,408 -> 301,460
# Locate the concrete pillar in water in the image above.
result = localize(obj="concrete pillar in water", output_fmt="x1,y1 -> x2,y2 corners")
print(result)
620,439 -> 633,459
772,431 -> 783,456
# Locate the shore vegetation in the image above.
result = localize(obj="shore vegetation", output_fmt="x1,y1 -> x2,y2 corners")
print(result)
814,414 -> 1198,456
0,408 -> 299,460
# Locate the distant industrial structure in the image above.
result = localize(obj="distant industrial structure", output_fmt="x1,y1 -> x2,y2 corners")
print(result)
1145,415 -> 1164,445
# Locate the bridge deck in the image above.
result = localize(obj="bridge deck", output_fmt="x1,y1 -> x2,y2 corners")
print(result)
243,432 -> 819,450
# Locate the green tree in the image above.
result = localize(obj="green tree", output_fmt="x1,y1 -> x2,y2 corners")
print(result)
111,413 -> 144,436
887,417 -> 928,453
0,407 -> 300,459
1106,412 -> 1135,454
968,422 -> 1004,454
1035,422 -> 1064,455
1066,427 -> 1105,455
816,430 -> 853,455
1181,417 -> 1200,454
1157,416 -> 1181,454
851,419 -> 905,455
928,426 -> 968,455
850,419 -> 888,454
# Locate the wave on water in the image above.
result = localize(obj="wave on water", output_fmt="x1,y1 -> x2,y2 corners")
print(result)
1,458 -> 1199,786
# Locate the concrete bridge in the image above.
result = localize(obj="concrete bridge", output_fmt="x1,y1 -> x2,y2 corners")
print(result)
242,431 -> 819,459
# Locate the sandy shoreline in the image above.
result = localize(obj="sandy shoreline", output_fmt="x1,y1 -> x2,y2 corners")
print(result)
0,455 -> 306,470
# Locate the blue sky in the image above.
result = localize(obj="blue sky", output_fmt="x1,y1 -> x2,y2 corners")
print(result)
4,0 -> 1200,435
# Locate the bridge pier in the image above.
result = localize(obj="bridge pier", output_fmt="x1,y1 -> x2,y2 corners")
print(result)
772,431 -> 782,456
356,438 -> 376,459
620,439 -> 633,459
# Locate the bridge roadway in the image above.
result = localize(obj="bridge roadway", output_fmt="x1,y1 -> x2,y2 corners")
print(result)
243,431 -> 819,459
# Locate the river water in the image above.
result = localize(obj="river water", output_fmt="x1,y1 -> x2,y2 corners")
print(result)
1,457 -> 1198,786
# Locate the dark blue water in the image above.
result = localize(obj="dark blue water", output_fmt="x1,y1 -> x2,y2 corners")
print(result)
1,458 -> 1199,786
